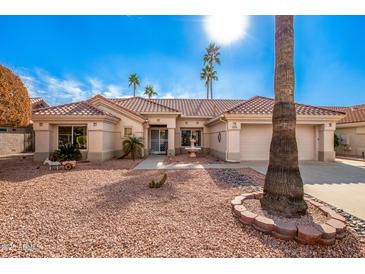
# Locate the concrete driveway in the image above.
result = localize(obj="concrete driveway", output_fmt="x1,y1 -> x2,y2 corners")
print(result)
245,159 -> 365,220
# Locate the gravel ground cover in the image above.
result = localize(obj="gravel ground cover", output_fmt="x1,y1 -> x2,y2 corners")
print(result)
243,199 -> 328,225
0,156 -> 364,257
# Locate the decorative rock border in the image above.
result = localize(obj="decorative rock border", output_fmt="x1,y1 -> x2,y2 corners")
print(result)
231,192 -> 347,245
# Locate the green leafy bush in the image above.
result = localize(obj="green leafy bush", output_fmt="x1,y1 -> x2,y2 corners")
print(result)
334,133 -> 341,148
55,144 -> 81,161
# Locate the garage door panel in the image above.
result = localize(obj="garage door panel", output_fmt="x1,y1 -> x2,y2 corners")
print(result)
240,125 -> 316,161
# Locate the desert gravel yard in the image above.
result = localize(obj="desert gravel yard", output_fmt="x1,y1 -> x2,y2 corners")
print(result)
0,155 -> 364,258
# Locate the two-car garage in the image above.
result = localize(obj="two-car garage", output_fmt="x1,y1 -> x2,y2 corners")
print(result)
240,124 -> 317,161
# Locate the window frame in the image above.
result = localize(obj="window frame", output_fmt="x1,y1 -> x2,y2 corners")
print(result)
180,129 -> 202,147
124,127 -> 133,137
57,125 -> 88,150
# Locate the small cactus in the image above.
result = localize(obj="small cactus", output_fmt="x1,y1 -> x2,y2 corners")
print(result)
149,173 -> 167,188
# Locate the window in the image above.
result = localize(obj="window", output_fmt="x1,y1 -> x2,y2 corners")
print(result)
58,126 -> 87,149
181,129 -> 201,147
124,127 -> 132,137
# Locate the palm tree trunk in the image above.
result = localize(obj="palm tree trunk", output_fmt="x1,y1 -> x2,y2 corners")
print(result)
260,15 -> 307,217
133,83 -> 136,97
210,77 -> 213,99
206,83 -> 209,99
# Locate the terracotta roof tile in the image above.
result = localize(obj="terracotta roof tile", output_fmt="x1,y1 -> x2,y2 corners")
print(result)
89,95 -> 146,120
33,101 -> 117,118
30,97 -> 49,108
152,98 -> 245,117
320,106 -> 349,113
111,97 -> 179,113
337,108 -> 365,124
321,104 -> 365,124
226,96 -> 345,116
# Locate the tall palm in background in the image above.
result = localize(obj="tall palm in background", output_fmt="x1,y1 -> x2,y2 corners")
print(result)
128,73 -> 140,97
203,42 -> 220,99
260,16 -> 307,217
200,65 -> 217,99
144,85 -> 157,99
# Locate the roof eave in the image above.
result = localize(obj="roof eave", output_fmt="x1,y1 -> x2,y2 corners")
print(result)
32,114 -> 120,124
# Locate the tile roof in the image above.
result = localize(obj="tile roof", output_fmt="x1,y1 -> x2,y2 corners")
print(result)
319,106 -> 349,113
30,97 -> 49,108
33,101 -> 117,118
321,103 -> 365,124
89,95 -> 146,120
352,103 -> 365,109
225,96 -> 345,116
337,108 -> 365,124
152,98 -> 245,117
111,97 -> 180,113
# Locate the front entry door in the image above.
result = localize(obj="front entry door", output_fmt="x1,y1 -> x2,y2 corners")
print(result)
150,128 -> 168,154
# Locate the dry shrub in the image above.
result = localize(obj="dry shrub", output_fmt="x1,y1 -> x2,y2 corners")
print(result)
0,64 -> 32,127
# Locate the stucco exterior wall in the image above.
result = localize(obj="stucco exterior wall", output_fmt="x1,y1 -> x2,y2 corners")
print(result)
335,126 -> 365,157
33,120 -> 122,162
95,104 -> 144,137
208,121 -> 227,160
318,123 -> 336,161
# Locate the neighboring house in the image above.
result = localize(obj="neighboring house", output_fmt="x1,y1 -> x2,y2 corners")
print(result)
31,95 -> 344,162
30,97 -> 50,110
0,97 -> 49,155
323,104 -> 365,157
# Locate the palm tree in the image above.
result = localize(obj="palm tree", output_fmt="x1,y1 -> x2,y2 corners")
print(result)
200,65 -> 218,99
144,85 -> 157,99
128,73 -> 140,97
203,42 -> 220,99
119,136 -> 144,160
200,65 -> 210,99
260,16 -> 307,217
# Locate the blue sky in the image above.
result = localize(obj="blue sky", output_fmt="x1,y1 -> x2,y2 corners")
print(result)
0,15 -> 364,106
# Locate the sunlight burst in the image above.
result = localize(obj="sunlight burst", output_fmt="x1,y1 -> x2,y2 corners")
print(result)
204,15 -> 249,45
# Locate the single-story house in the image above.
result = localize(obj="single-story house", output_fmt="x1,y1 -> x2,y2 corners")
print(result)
30,97 -> 50,110
323,104 -> 365,157
0,97 -> 49,155
32,95 -> 344,162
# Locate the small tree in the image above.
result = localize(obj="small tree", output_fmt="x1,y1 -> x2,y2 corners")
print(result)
119,136 -> 144,160
0,65 -> 32,127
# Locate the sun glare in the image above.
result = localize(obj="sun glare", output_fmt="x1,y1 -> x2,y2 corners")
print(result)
204,15 -> 249,45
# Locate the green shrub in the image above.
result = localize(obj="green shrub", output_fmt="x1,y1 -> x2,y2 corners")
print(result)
55,144 -> 81,161
334,133 -> 341,148
119,135 -> 144,160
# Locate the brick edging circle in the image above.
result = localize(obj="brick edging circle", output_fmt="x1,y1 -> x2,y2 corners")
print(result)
231,192 -> 347,245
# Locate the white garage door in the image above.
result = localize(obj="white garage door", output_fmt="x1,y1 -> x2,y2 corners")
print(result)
240,124 -> 316,161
